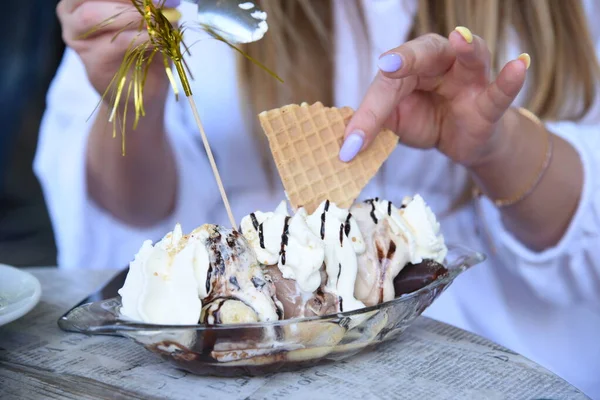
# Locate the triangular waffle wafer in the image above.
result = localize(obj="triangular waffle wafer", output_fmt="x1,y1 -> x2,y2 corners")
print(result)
258,102 -> 399,213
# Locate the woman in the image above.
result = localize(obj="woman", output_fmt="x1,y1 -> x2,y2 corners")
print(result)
40,0 -> 599,396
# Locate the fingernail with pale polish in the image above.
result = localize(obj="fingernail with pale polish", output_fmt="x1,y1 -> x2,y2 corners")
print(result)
153,0 -> 181,8
518,53 -> 531,69
454,26 -> 473,44
378,53 -> 402,73
339,131 -> 365,162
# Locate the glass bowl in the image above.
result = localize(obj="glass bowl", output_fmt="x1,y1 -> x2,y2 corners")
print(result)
58,244 -> 484,376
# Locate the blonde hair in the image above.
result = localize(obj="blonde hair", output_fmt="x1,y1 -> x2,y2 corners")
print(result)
239,0 -> 599,200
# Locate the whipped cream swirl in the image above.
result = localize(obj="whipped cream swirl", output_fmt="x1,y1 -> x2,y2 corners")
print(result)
119,224 -> 211,325
242,200 -> 367,313
306,200 -> 367,313
120,224 -> 282,325
240,201 -> 324,293
364,195 -> 447,264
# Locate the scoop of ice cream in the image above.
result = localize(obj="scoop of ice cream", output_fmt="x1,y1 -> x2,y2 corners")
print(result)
118,224 -> 210,325
352,196 -> 447,306
305,200 -> 366,313
200,225 -> 283,324
240,200 -> 324,293
265,265 -> 312,318
362,196 -> 446,264
264,265 -> 339,319
304,268 -> 342,317
400,195 -> 447,264
239,201 -> 287,266
351,203 -> 411,306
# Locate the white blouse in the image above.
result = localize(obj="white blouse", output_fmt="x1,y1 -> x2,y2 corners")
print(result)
35,0 -> 600,397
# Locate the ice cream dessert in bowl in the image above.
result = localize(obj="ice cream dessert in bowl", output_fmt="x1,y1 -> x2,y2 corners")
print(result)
59,102 -> 484,376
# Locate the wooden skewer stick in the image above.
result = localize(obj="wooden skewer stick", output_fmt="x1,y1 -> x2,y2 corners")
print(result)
186,95 -> 237,230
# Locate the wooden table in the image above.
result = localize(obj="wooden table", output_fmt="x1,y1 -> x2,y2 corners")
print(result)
0,268 -> 589,400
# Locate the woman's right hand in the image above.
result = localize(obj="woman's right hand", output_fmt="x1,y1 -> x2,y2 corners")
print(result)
57,0 -> 180,109
56,0 -> 181,227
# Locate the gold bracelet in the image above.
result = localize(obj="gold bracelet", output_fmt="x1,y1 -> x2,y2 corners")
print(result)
473,107 -> 554,208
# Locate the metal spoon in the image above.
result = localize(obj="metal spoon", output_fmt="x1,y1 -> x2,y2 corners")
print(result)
182,0 -> 268,44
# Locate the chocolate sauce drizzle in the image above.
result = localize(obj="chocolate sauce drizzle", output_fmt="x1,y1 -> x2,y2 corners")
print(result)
258,222 -> 265,249
207,299 -> 226,324
207,228 -> 226,275
316,285 -> 325,297
205,266 -> 212,294
275,303 -> 284,320
386,241 -> 397,260
365,199 -> 378,224
279,216 -> 291,265
344,213 -> 352,237
250,213 -> 260,231
336,262 -> 342,286
338,296 -> 344,312
338,223 -> 344,246
376,243 -> 385,264
320,200 -> 330,239
387,200 -> 392,216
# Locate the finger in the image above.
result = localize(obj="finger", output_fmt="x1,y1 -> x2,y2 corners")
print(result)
60,0 -> 130,14
432,28 -> 492,99
444,27 -> 491,88
390,91 -> 440,149
339,34 -> 457,162
111,29 -> 154,54
65,2 -> 142,40
339,73 -> 418,162
377,33 -> 456,80
476,54 -> 530,123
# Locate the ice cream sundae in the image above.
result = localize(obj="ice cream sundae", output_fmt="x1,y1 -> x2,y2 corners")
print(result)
119,102 -> 451,326
119,194 -> 447,325
111,101 -> 459,373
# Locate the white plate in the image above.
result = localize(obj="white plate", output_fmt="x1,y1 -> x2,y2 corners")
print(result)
0,264 -> 42,327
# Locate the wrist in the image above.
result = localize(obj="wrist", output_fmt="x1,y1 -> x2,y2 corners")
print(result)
93,102 -> 168,151
468,107 -> 520,176
100,96 -> 167,128
468,107 -> 550,206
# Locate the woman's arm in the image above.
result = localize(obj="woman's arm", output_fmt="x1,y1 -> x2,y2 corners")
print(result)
470,108 -> 583,251
476,117 -> 600,306
87,102 -> 177,227
35,46 -> 208,269
57,0 -> 180,228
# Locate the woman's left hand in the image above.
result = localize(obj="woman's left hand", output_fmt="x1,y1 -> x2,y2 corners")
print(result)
339,26 -> 530,167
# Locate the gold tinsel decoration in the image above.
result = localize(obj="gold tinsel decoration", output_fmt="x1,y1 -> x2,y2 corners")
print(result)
85,0 -> 282,229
